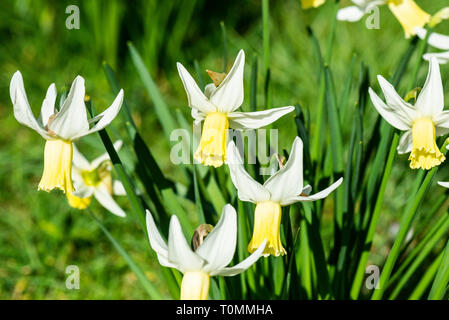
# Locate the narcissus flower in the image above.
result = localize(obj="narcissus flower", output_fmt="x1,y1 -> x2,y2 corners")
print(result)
227,137 -> 343,257
9,71 -> 123,193
177,50 -> 294,168
301,0 -> 326,9
369,57 -> 449,170
146,204 -> 266,300
67,141 -> 126,217
338,0 -> 430,38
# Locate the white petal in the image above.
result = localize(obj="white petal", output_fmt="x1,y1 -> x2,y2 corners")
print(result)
397,130 -> 413,154
438,181 -> 449,188
209,49 -> 245,113
227,141 -> 271,203
176,62 -> 216,114
71,184 -> 94,198
377,76 -> 415,121
91,140 -> 122,169
48,75 -> 89,140
93,183 -> 126,217
9,71 -> 52,139
71,89 -> 124,140
39,83 -> 57,127
112,180 -> 126,196
423,51 -> 449,65
228,106 -> 295,129
263,137 -> 304,203
368,87 -> 411,131
196,204 -> 237,273
337,6 -> 366,21
211,240 -> 266,277
434,110 -> 449,129
145,210 -> 178,269
416,28 -> 449,50
168,215 -> 204,273
415,57 -> 444,116
72,143 -> 91,170
281,177 -> 343,205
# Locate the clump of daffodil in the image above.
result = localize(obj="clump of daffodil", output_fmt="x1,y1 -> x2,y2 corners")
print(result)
67,141 -> 127,217
338,0 -> 431,38
301,0 -> 326,9
227,137 -> 343,257
177,50 -> 294,168
146,204 -> 266,300
9,71 -> 123,193
369,57 -> 449,170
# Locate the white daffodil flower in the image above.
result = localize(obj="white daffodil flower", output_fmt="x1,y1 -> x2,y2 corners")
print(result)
146,204 -> 266,300
338,0 -> 430,38
368,57 -> 449,170
9,71 -> 123,193
66,141 -> 126,217
227,137 -> 343,257
301,0 -> 326,9
177,50 -> 294,168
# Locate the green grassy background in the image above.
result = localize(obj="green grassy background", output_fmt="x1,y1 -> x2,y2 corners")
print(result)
0,0 -> 448,299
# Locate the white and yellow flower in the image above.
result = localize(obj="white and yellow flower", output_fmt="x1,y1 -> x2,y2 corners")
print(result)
67,141 -> 126,217
338,0 -> 430,38
227,137 -> 343,257
369,57 -> 449,170
146,204 -> 266,300
177,50 -> 294,168
10,71 -> 123,193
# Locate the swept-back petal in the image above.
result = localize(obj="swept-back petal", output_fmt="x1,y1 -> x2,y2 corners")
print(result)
112,180 -> 126,196
71,89 -> 124,140
168,215 -> 204,272
93,183 -> 126,217
211,240 -> 266,277
209,50 -> 245,113
177,62 -> 216,114
228,106 -> 294,129
48,76 -> 89,140
263,137 -> 304,203
415,57 -> 444,116
397,130 -> 413,154
281,177 -> 343,205
145,210 -> 177,269
377,75 -> 415,120
368,87 -> 411,131
227,141 -> 270,203
10,71 -> 52,139
438,181 -> 449,188
39,83 -> 57,127
196,204 -> 237,273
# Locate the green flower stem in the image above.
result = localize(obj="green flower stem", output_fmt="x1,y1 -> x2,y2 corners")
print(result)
372,139 -> 449,300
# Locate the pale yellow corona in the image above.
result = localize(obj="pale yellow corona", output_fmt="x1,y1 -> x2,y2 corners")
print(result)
248,201 -> 286,257
67,192 -> 91,209
194,112 -> 229,167
38,140 -> 74,193
180,271 -> 210,300
388,0 -> 430,38
301,0 -> 326,9
409,118 -> 445,170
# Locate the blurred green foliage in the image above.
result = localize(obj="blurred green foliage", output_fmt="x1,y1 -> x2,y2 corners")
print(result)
0,0 -> 449,299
